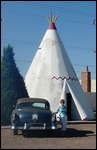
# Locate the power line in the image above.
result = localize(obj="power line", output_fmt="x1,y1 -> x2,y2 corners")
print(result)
2,38 -> 38,45
36,2 -> 96,16
3,10 -> 95,26
15,59 -> 96,68
3,10 -> 44,18
16,59 -> 31,63
73,64 -> 96,67
2,38 -> 95,52
60,18 -> 92,25
16,2 -> 96,17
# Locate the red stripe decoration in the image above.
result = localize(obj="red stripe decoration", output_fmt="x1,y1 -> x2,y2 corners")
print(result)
52,76 -> 78,81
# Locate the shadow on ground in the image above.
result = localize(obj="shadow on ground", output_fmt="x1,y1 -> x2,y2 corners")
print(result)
21,128 -> 94,138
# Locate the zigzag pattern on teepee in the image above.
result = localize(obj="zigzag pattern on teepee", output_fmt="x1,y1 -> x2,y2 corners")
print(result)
52,76 -> 78,81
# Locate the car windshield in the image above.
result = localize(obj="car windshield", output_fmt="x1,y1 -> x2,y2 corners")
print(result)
16,102 -> 49,110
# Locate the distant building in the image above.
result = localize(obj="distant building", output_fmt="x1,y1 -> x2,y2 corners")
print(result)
79,66 -> 96,112
79,66 -> 96,92
91,79 -> 96,92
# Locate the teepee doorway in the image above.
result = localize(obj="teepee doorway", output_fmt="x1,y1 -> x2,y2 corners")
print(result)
67,93 -> 72,120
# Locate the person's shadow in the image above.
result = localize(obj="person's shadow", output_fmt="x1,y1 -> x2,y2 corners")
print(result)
22,128 -> 94,138
64,128 -> 94,138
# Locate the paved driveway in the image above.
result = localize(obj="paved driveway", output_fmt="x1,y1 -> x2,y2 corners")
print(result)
1,123 -> 96,149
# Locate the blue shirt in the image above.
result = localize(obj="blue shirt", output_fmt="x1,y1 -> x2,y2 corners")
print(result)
58,105 -> 67,117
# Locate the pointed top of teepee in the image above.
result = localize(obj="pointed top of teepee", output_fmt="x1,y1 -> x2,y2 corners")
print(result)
47,12 -> 58,30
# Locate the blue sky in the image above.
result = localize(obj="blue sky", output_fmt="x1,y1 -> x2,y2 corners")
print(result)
1,1 -> 96,79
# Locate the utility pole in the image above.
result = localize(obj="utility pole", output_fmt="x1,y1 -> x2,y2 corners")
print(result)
93,19 -> 96,53
93,19 -> 96,25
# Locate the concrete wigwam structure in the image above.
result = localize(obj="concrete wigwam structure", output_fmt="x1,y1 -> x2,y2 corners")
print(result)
25,14 -> 94,120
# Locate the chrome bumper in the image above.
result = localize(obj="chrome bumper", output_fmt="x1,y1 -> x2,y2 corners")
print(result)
11,123 -> 58,130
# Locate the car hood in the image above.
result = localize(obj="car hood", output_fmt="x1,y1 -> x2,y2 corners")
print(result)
13,108 -> 52,123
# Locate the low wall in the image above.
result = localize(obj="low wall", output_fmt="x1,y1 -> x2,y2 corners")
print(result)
85,92 -> 96,112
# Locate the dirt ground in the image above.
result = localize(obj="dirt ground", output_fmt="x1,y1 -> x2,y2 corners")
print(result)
1,122 -> 96,149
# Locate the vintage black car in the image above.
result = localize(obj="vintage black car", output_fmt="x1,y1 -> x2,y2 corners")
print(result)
11,98 -> 58,135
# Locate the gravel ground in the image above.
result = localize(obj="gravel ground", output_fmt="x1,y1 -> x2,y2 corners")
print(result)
1,123 -> 96,149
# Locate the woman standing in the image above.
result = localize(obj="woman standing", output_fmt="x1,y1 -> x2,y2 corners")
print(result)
53,99 -> 67,131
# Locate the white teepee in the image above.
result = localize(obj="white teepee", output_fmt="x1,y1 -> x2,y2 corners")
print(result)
25,14 -> 94,120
